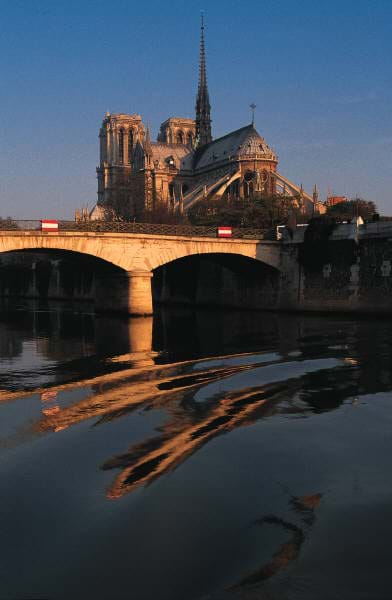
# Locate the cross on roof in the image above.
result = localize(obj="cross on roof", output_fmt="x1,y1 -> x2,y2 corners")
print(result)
250,103 -> 256,125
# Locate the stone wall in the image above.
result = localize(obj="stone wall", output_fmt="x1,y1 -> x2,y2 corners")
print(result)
292,237 -> 392,313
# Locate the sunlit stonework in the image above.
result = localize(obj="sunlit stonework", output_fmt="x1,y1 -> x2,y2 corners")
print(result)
94,19 -> 323,220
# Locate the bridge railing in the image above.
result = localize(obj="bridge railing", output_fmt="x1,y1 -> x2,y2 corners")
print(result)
0,219 -> 270,240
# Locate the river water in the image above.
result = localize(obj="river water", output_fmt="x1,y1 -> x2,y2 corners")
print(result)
0,300 -> 391,600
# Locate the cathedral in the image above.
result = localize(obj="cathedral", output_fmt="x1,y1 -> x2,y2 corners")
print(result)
94,18 -> 322,220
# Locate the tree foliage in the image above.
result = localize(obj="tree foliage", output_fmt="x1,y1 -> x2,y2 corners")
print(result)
188,195 -> 307,229
326,198 -> 377,221
0,217 -> 19,230
102,193 -> 309,228
138,206 -> 187,225
101,200 -> 187,225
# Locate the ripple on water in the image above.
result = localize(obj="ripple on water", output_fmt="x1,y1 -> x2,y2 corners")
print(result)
1,306 -> 392,600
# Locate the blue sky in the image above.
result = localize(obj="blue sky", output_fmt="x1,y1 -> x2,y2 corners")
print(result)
1,0 -> 391,218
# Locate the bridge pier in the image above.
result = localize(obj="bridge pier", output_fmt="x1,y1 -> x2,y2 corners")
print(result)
95,270 -> 153,316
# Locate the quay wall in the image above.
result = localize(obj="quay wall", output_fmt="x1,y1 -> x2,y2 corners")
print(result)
289,237 -> 392,314
278,222 -> 392,314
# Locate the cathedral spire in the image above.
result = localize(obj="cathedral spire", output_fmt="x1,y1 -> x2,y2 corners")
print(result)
195,13 -> 212,147
144,126 -> 152,155
144,126 -> 153,167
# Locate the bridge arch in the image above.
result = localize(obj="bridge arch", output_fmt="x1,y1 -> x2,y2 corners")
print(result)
0,247 -> 133,313
0,232 -> 282,314
153,252 -> 280,310
144,242 -> 281,272
0,233 -> 281,271
0,234 -> 129,272
0,247 -> 126,271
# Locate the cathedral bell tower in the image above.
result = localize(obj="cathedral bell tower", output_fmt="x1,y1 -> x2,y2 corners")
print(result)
195,14 -> 212,147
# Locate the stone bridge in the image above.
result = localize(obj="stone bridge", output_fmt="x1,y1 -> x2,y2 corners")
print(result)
0,230 -> 283,314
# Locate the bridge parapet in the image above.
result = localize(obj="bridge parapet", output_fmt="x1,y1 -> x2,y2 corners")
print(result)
0,220 -> 269,240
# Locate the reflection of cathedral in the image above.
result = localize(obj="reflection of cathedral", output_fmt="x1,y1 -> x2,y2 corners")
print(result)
94,18 -> 323,220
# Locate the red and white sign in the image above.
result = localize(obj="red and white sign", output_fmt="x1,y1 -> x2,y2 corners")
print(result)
217,226 -> 232,238
41,220 -> 59,231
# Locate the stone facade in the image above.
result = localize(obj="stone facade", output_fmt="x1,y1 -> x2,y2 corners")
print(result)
96,116 -> 294,218
94,21 -> 320,220
97,113 -> 145,213
157,118 -> 196,146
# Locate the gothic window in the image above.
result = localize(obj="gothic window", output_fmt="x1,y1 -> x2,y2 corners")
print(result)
169,183 -> 175,205
226,181 -> 239,198
119,129 -> 124,164
128,130 -> 134,163
166,155 -> 176,167
244,170 -> 255,182
243,179 -> 255,198
176,131 -> 184,144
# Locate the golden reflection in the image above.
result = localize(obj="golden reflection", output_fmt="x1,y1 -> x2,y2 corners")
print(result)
291,493 -> 322,512
19,350 -> 298,499
41,390 -> 60,416
0,349 -> 261,405
102,380 -> 297,499
0,345 -> 335,503
128,316 -> 153,354
2,349 -> 316,500
344,357 -> 358,365
30,353 -> 281,434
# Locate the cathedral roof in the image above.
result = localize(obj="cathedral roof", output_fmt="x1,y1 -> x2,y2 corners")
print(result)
192,124 -> 277,170
150,142 -> 191,168
160,117 -> 195,126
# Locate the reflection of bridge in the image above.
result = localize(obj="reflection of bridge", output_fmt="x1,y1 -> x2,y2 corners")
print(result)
0,307 -> 367,503
0,224 -> 283,315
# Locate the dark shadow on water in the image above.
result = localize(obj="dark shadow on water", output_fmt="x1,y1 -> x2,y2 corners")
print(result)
228,494 -> 322,591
